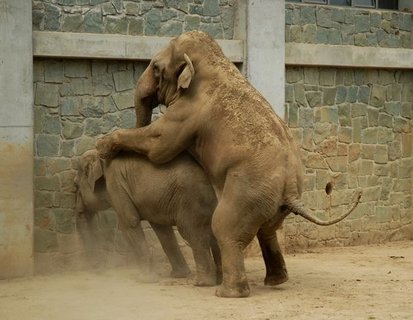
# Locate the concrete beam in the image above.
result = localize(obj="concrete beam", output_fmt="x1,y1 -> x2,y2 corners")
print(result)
246,0 -> 285,117
33,31 -> 245,63
0,0 -> 34,278
286,43 -> 413,70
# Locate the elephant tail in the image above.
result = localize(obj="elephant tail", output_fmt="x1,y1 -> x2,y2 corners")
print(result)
285,189 -> 362,226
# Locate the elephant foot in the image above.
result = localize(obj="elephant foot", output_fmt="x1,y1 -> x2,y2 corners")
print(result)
215,283 -> 250,298
264,271 -> 288,286
170,267 -> 191,279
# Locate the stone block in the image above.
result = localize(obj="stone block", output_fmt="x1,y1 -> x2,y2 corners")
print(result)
289,25 -> 302,43
286,67 -> 303,84
401,85 -> 413,102
316,27 -> 329,44
37,134 -> 60,157
378,113 -> 393,128
357,86 -> 370,104
85,118 -> 103,137
318,106 -> 338,123
45,61 -> 64,83
394,118 -> 411,133
113,91 -> 134,110
159,20 -> 183,36
84,10 -> 104,33
112,0 -> 123,13
388,140 -> 402,161
338,127 -> 352,144
102,113 -> 119,133
35,175 -> 60,192
287,103 -> 298,128
374,164 -> 389,176
119,109 -> 136,129
377,127 -> 394,144
75,136 -> 96,156
374,145 -> 388,164
304,67 -> 319,85
204,0 -> 220,16
60,97 -> 81,116
367,107 -> 379,127
113,70 -> 134,92
351,103 -> 367,118
319,68 -> 335,86
378,70 -> 396,86
93,74 -> 114,96
62,120 -> 83,139
61,141 -> 75,157
59,170 -> 77,193
60,79 -> 92,96
44,4 -> 61,31
128,18 -> 144,35
125,2 -> 140,16
370,85 -> 386,107
386,83 -> 402,102
80,97 -> 105,117
346,86 -> 358,103
200,22 -> 223,38
184,15 -> 201,32
34,229 -> 59,253
62,14 -> 84,32
306,153 -> 328,169
305,92 -> 321,108
352,117 -> 367,143
361,128 -> 378,144
360,144 -> 375,160
400,13 -> 413,31
144,8 -> 162,36
65,60 -> 90,78
355,14 -> 370,33
338,104 -> 351,127
35,83 -> 59,107
354,33 -> 367,47
302,128 -> 314,151
316,7 -> 332,28
322,88 -> 336,106
326,156 -> 347,173
105,16 -> 128,34
48,158 -> 72,175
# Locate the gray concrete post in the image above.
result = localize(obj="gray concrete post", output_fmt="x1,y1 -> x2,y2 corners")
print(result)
0,0 -> 34,278
246,0 -> 285,118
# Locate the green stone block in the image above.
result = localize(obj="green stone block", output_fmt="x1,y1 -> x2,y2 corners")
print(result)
37,134 -> 60,157
75,137 -> 96,156
357,86 -> 370,104
331,8 -> 345,23
112,91 -> 134,110
302,24 -> 317,43
85,118 -> 104,137
44,4 -> 61,31
105,16 -> 128,34
322,87 -> 337,106
306,92 -> 321,108
285,85 -> 294,103
316,27 -> 329,44
384,101 -> 401,117
119,109 -> 136,129
401,85 -> 413,102
112,0 -> 123,13
355,14 -> 370,33
80,97 -> 105,117
102,113 -> 119,133
338,127 -> 352,144
33,10 -> 44,31
328,28 -> 341,45
286,67 -> 303,84
294,84 -> 306,106
61,140 -> 75,157
144,8 -> 162,35
45,61 -> 64,83
316,7 -> 332,28
200,22 -> 223,38
60,79 -> 92,96
394,118 -> 410,133
84,10 -> 104,33
159,21 -> 183,37
290,25 -> 302,43
61,97 -> 81,116
304,67 -> 319,84
370,85 -> 386,107
338,104 -> 351,127
346,86 -> 358,103
185,15 -> 200,32
319,68 -> 335,86
62,14 -> 84,32
301,6 -> 316,24
377,127 -> 394,144
299,107 -> 314,128
287,103 -> 299,128
203,0 -> 220,16
354,33 -> 367,46
35,83 -> 59,107
125,2 -> 140,16
65,60 -> 90,78
113,70 -> 134,92
367,107 -> 379,127
370,11 -> 381,28
360,144 -> 375,160
35,175 -> 60,192
335,86 -> 347,104
62,120 -> 83,139
44,116 -> 62,135
400,13 -> 413,31
351,103 -> 367,118
401,102 -> 412,119
378,113 -> 393,128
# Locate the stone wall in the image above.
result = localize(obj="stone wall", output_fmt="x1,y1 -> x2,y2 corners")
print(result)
32,0 -> 236,39
286,3 -> 412,48
284,66 -> 412,251
32,0 -> 237,271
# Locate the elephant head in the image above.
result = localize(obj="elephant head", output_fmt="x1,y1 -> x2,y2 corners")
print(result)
134,35 -> 198,127
74,149 -> 111,214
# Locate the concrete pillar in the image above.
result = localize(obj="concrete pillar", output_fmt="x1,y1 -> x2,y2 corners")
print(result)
246,0 -> 285,118
0,0 -> 34,278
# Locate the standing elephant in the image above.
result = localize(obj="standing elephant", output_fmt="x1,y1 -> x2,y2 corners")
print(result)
96,31 -> 361,297
75,149 -> 221,286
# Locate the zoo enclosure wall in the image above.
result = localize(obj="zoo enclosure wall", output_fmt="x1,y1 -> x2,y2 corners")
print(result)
0,0 -> 412,278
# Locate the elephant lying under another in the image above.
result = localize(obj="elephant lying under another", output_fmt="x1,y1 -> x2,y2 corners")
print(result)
97,31 -> 362,297
75,149 -> 221,286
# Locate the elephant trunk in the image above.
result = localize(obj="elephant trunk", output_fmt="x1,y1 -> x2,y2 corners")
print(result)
135,95 -> 156,128
285,190 -> 362,226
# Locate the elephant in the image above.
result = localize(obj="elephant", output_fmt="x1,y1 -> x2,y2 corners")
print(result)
96,31 -> 362,297
75,148 -> 222,286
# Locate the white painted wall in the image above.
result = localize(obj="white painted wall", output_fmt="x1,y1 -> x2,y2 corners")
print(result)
0,0 -> 34,278
246,0 -> 285,118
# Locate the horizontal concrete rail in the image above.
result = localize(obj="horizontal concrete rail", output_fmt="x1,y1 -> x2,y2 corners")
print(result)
33,31 -> 245,63
286,43 -> 413,69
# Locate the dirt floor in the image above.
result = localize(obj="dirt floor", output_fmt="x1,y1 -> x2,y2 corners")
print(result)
0,241 -> 412,320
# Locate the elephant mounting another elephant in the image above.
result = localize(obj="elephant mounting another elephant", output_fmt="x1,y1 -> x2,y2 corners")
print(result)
96,31 -> 362,298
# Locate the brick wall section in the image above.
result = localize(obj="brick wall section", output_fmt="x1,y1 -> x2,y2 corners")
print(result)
286,3 -> 413,48
32,0 -> 236,39
284,67 -> 412,251
33,59 -> 185,272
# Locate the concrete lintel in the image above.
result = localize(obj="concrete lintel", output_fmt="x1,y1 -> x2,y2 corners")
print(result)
33,31 -> 245,63
286,43 -> 413,70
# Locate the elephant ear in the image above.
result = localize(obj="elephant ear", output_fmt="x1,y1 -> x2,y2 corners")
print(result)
87,157 -> 104,192
177,53 -> 195,90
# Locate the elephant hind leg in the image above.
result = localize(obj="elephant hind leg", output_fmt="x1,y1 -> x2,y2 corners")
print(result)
257,216 -> 288,286
210,236 -> 223,284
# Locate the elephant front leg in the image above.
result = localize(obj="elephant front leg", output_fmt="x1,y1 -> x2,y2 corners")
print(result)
150,223 -> 191,278
257,225 -> 288,286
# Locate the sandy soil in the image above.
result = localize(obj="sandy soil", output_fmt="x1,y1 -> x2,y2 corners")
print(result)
1,241 -> 412,320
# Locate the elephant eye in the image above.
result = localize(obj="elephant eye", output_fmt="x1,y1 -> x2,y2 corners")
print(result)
153,63 -> 161,77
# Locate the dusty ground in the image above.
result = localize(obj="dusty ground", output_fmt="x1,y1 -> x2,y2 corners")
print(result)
1,241 -> 412,320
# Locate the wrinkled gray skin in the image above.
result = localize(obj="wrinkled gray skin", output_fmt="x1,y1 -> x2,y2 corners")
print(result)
75,149 -> 221,286
96,31 -> 361,297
